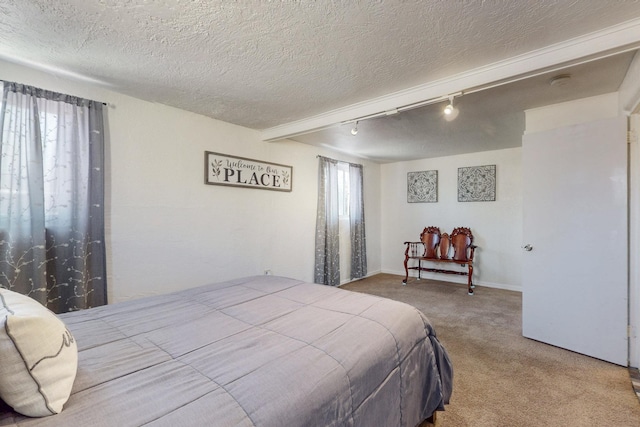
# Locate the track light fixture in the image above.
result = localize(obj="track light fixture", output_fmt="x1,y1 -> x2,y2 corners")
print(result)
340,92 -> 462,133
443,95 -> 459,121
444,98 -> 454,115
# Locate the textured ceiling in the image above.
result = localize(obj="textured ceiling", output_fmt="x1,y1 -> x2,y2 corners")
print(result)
293,52 -> 636,162
1,1 -> 640,161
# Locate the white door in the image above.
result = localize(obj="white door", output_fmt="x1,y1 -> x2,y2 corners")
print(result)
522,116 -> 628,366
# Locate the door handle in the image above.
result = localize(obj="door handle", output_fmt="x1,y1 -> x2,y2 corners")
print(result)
522,244 -> 533,252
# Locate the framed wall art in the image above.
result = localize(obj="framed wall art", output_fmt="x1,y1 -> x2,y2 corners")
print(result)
458,165 -> 496,202
407,170 -> 438,203
205,151 -> 292,192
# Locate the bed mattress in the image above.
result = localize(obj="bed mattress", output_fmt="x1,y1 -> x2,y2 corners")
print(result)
0,275 -> 452,426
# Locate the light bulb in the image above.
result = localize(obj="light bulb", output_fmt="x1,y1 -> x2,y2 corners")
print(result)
443,95 -> 458,121
351,121 -> 358,135
444,104 -> 454,115
444,107 -> 459,121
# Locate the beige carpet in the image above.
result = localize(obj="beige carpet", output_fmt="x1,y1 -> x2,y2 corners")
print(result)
342,274 -> 640,427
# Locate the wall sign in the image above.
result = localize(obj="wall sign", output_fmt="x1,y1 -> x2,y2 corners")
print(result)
205,151 -> 292,192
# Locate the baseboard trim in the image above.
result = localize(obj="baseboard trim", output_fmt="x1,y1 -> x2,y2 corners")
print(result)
338,269 -> 383,287
380,269 -> 522,293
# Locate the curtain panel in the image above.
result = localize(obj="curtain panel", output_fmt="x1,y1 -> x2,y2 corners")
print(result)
349,163 -> 367,280
0,81 -> 106,313
314,156 -> 340,286
314,156 -> 367,286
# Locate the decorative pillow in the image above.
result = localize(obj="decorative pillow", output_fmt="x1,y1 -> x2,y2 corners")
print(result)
0,288 -> 78,417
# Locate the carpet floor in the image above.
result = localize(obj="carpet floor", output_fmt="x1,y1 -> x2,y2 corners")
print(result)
342,273 -> 640,427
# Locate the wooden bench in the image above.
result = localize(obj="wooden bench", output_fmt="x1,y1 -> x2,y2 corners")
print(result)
403,227 -> 477,294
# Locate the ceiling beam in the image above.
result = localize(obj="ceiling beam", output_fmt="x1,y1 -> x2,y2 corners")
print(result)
261,17 -> 640,142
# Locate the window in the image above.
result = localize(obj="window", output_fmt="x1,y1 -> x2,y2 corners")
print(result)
337,162 -> 350,218
0,81 -> 107,313
314,156 -> 366,286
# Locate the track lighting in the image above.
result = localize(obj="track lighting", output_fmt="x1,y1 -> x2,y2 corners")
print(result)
444,102 -> 454,115
341,93 -> 460,133
443,95 -> 459,121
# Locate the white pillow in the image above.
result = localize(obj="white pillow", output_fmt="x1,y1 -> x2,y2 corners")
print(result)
0,288 -> 78,417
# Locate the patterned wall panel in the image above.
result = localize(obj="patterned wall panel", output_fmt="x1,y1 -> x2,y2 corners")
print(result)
407,170 -> 438,203
458,165 -> 496,202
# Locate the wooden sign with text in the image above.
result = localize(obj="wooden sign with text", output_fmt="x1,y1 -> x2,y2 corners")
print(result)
205,151 -> 292,192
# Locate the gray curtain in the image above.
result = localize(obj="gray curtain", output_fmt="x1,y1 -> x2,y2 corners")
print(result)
314,156 -> 340,286
349,163 -> 367,279
0,81 -> 106,313
314,156 -> 367,286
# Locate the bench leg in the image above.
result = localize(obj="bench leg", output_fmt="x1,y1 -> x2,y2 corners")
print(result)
467,264 -> 474,295
403,256 -> 409,285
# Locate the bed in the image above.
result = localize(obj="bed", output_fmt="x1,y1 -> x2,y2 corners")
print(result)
0,275 -> 452,426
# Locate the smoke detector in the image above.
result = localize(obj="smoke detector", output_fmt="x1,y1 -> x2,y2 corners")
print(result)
549,74 -> 572,86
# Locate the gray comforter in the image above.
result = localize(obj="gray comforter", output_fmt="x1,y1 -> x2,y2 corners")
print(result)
0,276 -> 452,426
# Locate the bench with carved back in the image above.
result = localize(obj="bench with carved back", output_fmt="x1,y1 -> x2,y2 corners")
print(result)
403,227 -> 477,294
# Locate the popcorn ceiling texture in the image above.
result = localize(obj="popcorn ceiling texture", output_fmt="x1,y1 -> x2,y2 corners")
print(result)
1,0 -> 640,129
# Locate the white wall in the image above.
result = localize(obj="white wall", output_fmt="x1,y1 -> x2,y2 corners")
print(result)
619,50 -> 640,114
0,59 -> 381,303
380,148 -> 523,291
524,93 -> 619,134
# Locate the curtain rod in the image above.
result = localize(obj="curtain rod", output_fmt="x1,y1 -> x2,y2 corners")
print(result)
316,155 -> 363,168
0,79 -> 107,105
